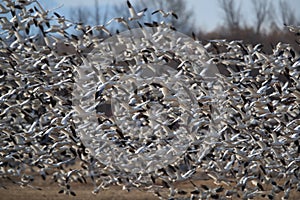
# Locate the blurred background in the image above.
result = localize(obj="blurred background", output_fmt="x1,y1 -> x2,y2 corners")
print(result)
39,0 -> 300,53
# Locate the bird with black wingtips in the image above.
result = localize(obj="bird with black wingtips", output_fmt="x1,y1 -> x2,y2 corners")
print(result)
106,17 -> 130,30
152,9 -> 178,19
127,0 -> 147,21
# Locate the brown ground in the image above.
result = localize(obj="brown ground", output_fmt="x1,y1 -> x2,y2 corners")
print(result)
0,183 -> 157,200
0,176 -> 202,200
1,175 -> 299,200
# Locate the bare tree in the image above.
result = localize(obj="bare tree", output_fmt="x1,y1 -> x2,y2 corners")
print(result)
70,2 -> 110,27
94,1 -> 109,26
251,0 -> 271,34
149,0 -> 194,33
279,0 -> 297,26
69,6 -> 90,25
95,0 -> 100,25
112,0 -> 194,33
218,0 -> 242,31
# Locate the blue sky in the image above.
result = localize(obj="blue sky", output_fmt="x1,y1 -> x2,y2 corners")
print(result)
39,0 -> 300,32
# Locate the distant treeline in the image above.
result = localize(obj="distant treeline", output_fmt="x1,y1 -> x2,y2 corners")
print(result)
68,0 -> 300,54
197,26 -> 300,54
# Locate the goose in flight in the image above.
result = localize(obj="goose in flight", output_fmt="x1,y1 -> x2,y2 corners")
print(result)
127,0 -> 147,21
152,9 -> 178,19
106,17 -> 130,30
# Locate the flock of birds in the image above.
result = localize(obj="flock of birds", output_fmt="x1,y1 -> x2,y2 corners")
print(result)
1,0 -> 300,199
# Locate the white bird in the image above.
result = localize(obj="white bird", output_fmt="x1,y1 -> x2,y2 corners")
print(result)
127,0 -> 147,21
152,9 -> 178,19
86,25 -> 111,36
106,17 -> 130,30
